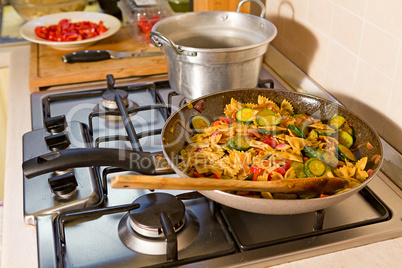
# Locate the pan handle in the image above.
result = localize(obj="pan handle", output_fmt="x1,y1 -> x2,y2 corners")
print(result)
149,31 -> 197,57
22,148 -> 172,179
236,0 -> 265,18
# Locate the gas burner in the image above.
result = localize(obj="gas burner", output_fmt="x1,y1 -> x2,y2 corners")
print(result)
102,89 -> 130,110
118,193 -> 200,255
93,89 -> 139,121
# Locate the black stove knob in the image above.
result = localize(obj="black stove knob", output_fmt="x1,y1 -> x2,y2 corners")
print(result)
44,115 -> 67,134
48,172 -> 78,198
45,133 -> 71,151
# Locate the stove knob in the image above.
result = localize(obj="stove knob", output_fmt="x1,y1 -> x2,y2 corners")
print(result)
44,115 -> 67,134
48,172 -> 78,198
45,133 -> 71,151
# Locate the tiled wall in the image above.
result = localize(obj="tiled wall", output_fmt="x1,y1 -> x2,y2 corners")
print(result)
264,0 -> 401,152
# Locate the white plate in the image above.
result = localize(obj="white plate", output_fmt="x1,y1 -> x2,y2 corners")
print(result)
20,11 -> 121,51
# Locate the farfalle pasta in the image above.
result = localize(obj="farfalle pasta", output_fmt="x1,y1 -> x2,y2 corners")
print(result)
178,95 -> 379,199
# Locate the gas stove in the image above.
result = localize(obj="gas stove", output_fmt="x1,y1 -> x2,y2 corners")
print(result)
21,68 -> 402,268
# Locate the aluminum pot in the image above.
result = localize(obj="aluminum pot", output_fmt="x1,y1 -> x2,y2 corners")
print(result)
149,0 -> 277,100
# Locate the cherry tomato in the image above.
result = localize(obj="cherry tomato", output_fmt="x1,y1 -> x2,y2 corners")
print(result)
268,167 -> 286,181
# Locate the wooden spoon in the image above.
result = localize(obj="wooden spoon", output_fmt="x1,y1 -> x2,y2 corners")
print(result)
110,175 -> 348,195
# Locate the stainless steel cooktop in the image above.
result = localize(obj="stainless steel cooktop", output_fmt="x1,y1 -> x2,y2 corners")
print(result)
22,68 -> 402,267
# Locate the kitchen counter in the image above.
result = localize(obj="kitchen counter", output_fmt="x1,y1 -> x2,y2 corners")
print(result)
1,44 -> 401,268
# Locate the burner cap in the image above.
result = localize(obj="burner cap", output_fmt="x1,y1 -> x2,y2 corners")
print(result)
102,89 -> 129,110
129,193 -> 186,238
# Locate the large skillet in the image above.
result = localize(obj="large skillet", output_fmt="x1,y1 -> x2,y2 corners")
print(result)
22,89 -> 383,215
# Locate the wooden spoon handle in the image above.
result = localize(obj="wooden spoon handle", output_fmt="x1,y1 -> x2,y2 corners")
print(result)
110,175 -> 347,194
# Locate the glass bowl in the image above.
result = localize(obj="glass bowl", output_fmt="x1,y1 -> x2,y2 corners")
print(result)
10,0 -> 87,21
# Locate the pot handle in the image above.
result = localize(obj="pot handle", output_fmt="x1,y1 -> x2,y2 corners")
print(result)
149,31 -> 197,57
236,0 -> 265,18
22,148 -> 173,179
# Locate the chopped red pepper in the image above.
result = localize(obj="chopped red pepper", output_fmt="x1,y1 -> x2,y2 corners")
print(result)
250,165 -> 264,181
214,173 -> 222,179
268,167 -> 286,180
193,171 -> 202,177
194,99 -> 205,113
320,194 -> 329,198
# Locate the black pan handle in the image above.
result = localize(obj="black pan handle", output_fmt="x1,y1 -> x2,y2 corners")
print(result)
22,148 -> 159,179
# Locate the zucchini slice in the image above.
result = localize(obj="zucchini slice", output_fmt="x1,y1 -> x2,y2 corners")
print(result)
257,115 -> 281,126
227,135 -> 251,151
340,122 -> 355,139
190,115 -> 210,133
235,108 -> 255,125
338,144 -> 357,162
258,128 -> 284,135
318,150 -> 339,167
338,131 -> 354,148
256,109 -> 275,120
290,161 -> 307,178
304,158 -> 327,177
329,115 -> 346,129
303,146 -> 319,158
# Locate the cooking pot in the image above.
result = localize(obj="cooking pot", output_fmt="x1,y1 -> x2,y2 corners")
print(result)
149,0 -> 277,100
22,88 -> 383,215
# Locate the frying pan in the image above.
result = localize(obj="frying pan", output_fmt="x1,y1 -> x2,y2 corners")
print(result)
22,89 -> 383,214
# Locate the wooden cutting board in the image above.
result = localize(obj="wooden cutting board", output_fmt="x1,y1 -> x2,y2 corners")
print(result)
29,27 -> 167,92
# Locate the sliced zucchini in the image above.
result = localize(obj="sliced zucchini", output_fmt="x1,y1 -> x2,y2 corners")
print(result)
235,108 -> 255,125
315,129 -> 336,136
299,121 -> 310,137
338,144 -> 357,162
303,146 -> 319,158
318,150 -> 339,167
329,115 -> 346,129
226,135 -> 251,151
288,124 -> 305,138
290,161 -> 307,178
190,115 -> 210,133
304,158 -> 327,177
257,115 -> 281,126
340,122 -> 355,139
294,113 -> 308,119
244,173 -> 253,181
256,109 -> 275,120
338,131 -> 354,148
258,128 -> 284,135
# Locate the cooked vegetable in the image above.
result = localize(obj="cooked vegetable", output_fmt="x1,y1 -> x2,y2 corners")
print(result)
304,158 -> 327,177
193,99 -> 205,113
337,131 -> 354,148
34,19 -> 108,42
256,109 -> 275,120
190,115 -> 210,133
235,108 -> 255,124
338,144 -> 357,162
258,128 -> 284,135
329,115 -> 346,129
178,95 -> 373,200
340,122 -> 355,139
290,161 -> 307,178
257,115 -> 281,126
288,124 -> 305,138
227,135 -> 251,151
